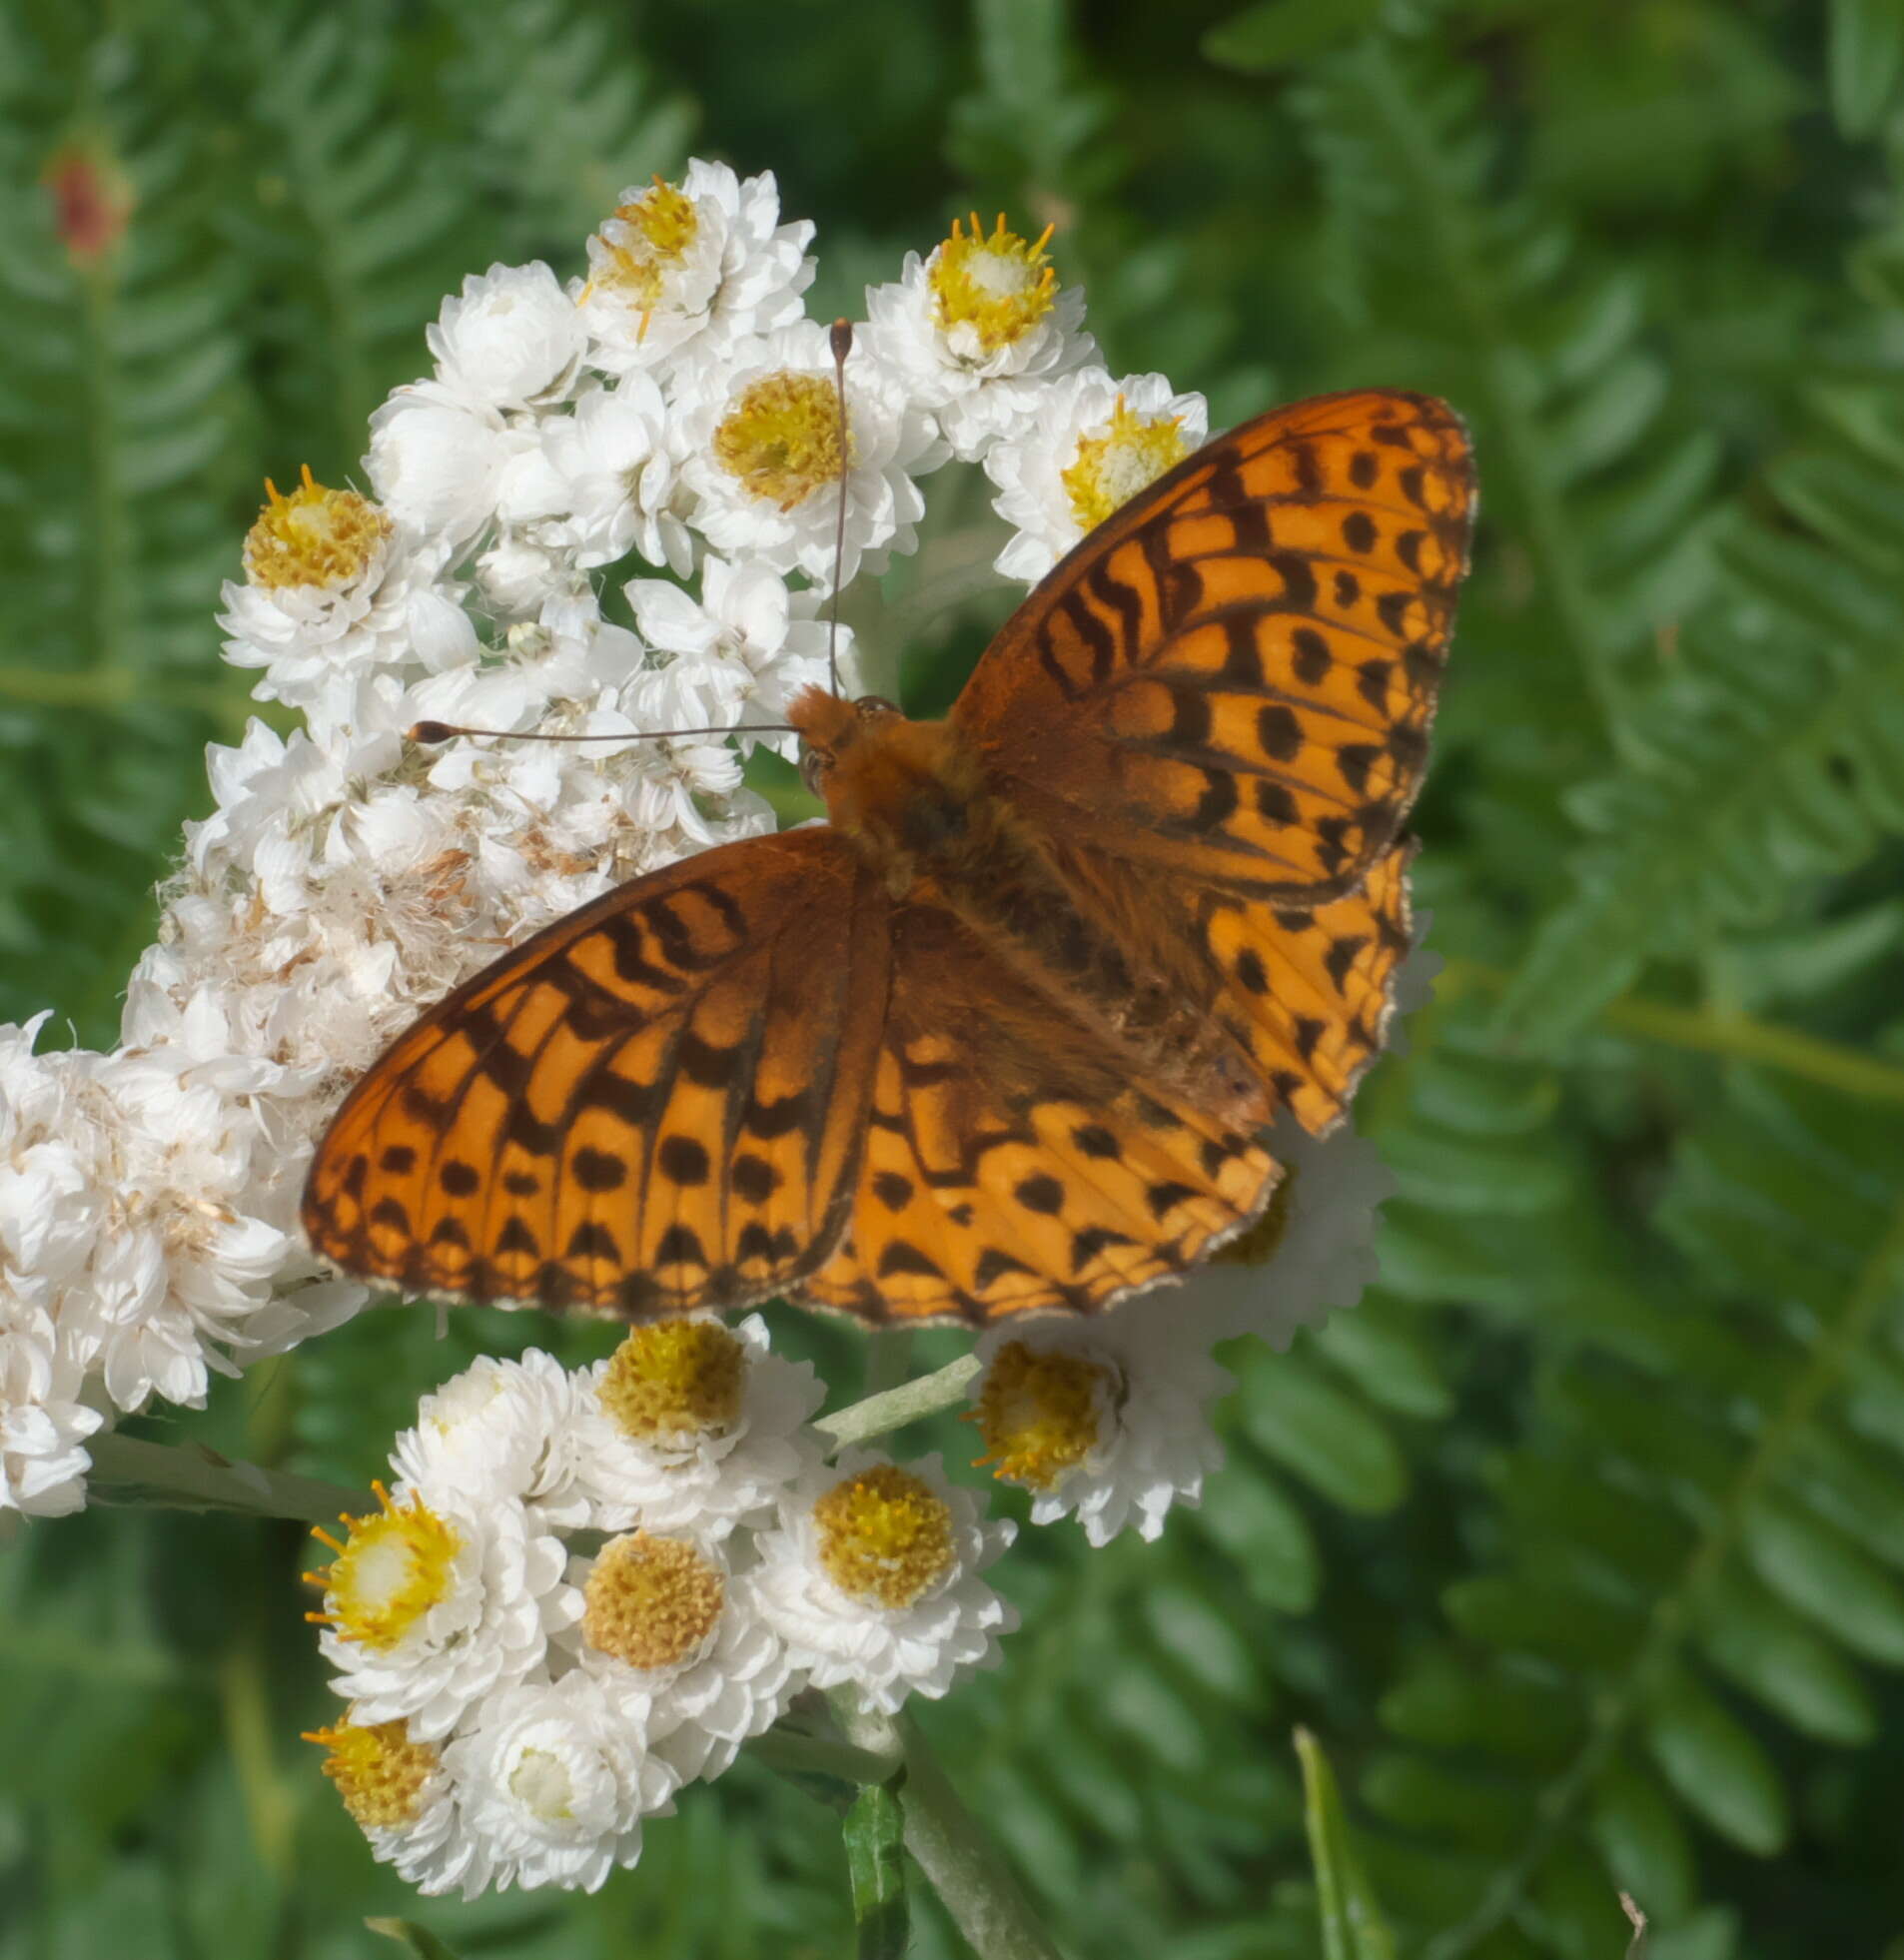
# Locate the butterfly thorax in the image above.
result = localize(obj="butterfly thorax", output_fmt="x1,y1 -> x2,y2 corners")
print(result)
789,683 -> 1269,1131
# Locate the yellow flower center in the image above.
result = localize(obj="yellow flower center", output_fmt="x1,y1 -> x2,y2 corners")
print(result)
508,1746 -> 575,1821
812,1464 -> 955,1609
712,370 -> 853,510
592,176 -> 700,339
243,465 -> 391,591
597,1320 -> 745,1443
304,1717 -> 441,1829
306,1482 -> 462,1651
581,1530 -> 725,1669
1214,1165 -> 1298,1269
1062,397 -> 1191,532
970,1340 -> 1113,1489
930,211 -> 1058,354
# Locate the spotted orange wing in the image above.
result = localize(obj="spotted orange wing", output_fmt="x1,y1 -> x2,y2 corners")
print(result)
798,896 -> 1279,1325
301,829 -> 892,1317
955,389 -> 1473,900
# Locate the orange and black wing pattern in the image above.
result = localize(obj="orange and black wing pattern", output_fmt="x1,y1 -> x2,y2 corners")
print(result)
798,896 -> 1279,1326
954,390 -> 1473,901
302,829 -> 891,1318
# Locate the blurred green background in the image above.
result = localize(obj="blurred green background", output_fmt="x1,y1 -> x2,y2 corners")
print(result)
8,1 -> 1904,1956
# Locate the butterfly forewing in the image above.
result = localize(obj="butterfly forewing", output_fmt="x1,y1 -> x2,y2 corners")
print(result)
797,899 -> 1279,1324
954,389 -> 1473,901
302,829 -> 891,1316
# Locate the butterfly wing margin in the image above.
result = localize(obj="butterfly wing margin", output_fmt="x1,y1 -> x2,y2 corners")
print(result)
302,828 -> 893,1317
796,898 -> 1280,1327
955,390 -> 1473,900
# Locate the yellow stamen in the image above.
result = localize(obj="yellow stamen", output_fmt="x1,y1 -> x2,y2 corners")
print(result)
1063,396 -> 1192,533
588,175 -> 701,342
597,1320 -> 746,1443
243,465 -> 391,591
309,1483 -> 462,1651
712,370 -> 854,510
306,1717 -> 441,1830
969,1341 -> 1112,1490
929,211 -> 1059,354
580,1531 -> 725,1669
812,1464 -> 955,1610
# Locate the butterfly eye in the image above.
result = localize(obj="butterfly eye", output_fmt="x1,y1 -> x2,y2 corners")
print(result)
800,745 -> 832,797
853,694 -> 901,720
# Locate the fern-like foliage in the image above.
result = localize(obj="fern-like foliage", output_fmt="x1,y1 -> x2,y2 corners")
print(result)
0,23 -> 253,1042
1498,436 -> 1904,1045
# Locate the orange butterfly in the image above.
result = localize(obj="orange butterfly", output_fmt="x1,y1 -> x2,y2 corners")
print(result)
303,389 -> 1474,1328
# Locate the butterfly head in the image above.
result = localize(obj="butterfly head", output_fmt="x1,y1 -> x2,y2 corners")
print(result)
788,683 -> 903,799
787,682 -> 976,866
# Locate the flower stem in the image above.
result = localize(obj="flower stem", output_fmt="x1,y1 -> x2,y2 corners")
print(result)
889,1710 -> 1065,1960
825,1701 -> 1063,1960
816,1355 -> 982,1454
88,1432 -> 365,1525
1439,957 -> 1904,1108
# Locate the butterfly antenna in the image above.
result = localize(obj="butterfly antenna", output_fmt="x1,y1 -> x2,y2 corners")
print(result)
828,317 -> 852,698
408,719 -> 794,745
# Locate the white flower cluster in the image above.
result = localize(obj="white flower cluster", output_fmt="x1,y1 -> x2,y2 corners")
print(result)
307,1316 -> 1014,1895
1,153 -> 1432,1540
0,164 -> 1208,1518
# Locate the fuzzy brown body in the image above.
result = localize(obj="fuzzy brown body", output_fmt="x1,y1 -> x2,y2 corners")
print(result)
788,686 -> 1271,1136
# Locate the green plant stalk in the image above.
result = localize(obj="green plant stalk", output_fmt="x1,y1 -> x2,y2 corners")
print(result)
1441,957 -> 1904,1106
88,1431 -> 366,1524
1425,1195 -> 1904,1958
834,1702 -> 1066,1960
84,1357 -> 980,1525
817,1355 -> 982,1453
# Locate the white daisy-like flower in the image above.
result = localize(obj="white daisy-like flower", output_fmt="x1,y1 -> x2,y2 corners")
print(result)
985,367 -> 1208,582
308,1713 -> 491,1901
0,1305 -> 105,1518
218,473 -> 477,711
578,161 -> 814,380
314,1483 -> 578,1740
510,375 -> 694,575
568,1314 -> 824,1535
674,320 -> 946,587
750,1451 -> 1016,1715
559,1529 -> 799,1783
427,262 -> 586,414
366,381 -> 538,550
626,554 -> 843,755
864,213 -> 1096,461
1191,1116 -> 1397,1350
968,1306 -> 1233,1545
391,1349 -> 588,1530
442,1672 -> 678,1894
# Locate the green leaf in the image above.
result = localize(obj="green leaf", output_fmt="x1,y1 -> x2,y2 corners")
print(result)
1234,1352 -> 1407,1513
843,1780 -> 910,1960
1829,0 -> 1904,137
1739,1494 -> 1904,1665
1201,0 -> 1383,74
366,1920 -> 465,1960
1191,1463 -> 1321,1611
1695,1567 -> 1878,1745
1295,1728 -> 1397,1960
1643,1668 -> 1789,1856
1589,1757 -> 1697,1922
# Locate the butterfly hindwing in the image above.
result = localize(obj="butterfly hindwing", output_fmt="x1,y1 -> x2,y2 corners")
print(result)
301,828 -> 892,1317
797,898 -> 1279,1325
1202,840 -> 1417,1137
954,389 -> 1473,901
